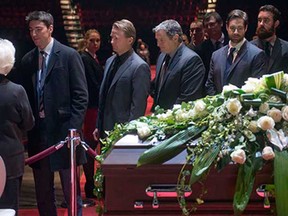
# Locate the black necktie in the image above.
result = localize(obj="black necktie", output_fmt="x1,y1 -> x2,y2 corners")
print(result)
227,47 -> 236,65
159,55 -> 170,86
264,41 -> 271,57
224,47 -> 236,85
38,51 -> 47,118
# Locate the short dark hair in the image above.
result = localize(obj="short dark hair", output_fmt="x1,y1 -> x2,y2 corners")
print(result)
226,9 -> 248,27
203,12 -> 223,26
259,5 -> 281,22
26,11 -> 54,28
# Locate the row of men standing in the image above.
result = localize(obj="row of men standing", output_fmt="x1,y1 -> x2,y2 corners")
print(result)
188,5 -> 288,95
2,4 -> 288,216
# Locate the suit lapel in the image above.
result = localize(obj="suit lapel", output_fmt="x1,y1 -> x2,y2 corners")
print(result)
155,54 -> 165,84
45,40 -> 59,79
31,49 -> 39,102
160,45 -> 183,89
268,38 -> 281,71
220,46 -> 229,86
226,41 -> 248,81
99,56 -> 115,97
108,54 -> 132,93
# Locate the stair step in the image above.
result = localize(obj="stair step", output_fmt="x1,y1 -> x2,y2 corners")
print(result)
63,20 -> 81,25
64,26 -> 82,30
60,0 -> 70,4
62,15 -> 80,20
67,32 -> 83,37
60,0 -> 83,48
61,5 -> 72,10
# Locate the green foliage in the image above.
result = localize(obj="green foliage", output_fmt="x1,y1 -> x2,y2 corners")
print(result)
94,71 -> 288,215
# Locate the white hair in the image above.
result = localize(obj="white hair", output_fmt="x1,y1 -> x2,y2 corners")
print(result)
0,39 -> 15,75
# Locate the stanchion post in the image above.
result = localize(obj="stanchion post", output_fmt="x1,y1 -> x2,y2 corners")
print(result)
69,129 -> 78,216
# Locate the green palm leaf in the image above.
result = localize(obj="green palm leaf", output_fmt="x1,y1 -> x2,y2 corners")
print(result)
189,145 -> 220,185
137,126 -> 206,167
274,150 -> 288,215
233,156 -> 262,215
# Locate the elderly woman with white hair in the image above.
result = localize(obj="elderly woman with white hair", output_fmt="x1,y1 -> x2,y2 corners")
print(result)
0,39 -> 34,213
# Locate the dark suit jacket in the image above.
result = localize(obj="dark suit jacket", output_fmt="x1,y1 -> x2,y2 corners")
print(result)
194,36 -> 229,82
251,37 -> 288,74
97,51 -> 150,136
152,44 -> 205,110
0,75 -> 34,178
80,51 -> 103,108
206,40 -> 267,95
20,39 -> 88,170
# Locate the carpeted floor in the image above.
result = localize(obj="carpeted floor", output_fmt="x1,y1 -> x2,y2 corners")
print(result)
19,159 -> 98,216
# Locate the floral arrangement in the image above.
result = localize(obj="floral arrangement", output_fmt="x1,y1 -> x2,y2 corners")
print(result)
95,71 -> 288,215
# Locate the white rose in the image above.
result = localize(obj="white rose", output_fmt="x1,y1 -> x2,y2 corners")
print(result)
230,149 -> 246,164
226,98 -> 242,115
187,109 -> 196,118
259,102 -> 269,114
137,126 -> 151,139
248,120 -> 260,133
157,113 -> 167,120
281,106 -> 288,121
267,107 -> 282,123
166,110 -> 173,118
241,77 -> 261,93
175,109 -> 189,121
194,100 -> 206,113
172,104 -> 181,110
222,84 -> 239,95
262,146 -> 275,160
257,116 -> 275,130
157,110 -> 173,120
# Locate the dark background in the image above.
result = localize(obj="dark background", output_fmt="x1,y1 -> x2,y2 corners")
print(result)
0,0 -> 287,66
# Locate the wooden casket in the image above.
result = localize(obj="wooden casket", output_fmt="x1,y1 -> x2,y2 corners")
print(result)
102,136 -> 275,216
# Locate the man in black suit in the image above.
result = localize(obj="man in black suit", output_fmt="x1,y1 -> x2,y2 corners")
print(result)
151,19 -> 205,110
20,11 -> 88,216
251,5 -> 288,74
188,20 -> 205,50
194,12 -> 228,84
206,9 -> 266,95
93,19 -> 150,140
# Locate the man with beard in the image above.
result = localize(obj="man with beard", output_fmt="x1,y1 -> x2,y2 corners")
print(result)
251,5 -> 288,74
206,9 -> 266,95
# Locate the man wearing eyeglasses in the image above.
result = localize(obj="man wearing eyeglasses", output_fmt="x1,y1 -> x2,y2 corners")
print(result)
251,5 -> 288,74
194,12 -> 229,88
206,9 -> 266,96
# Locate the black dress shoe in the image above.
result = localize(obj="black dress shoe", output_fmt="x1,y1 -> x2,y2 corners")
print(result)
60,200 -> 68,208
82,198 -> 96,207
85,193 -> 97,199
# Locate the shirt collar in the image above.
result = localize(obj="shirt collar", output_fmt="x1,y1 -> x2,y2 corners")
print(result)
229,38 -> 246,52
117,48 -> 133,63
211,33 -> 225,45
263,35 -> 277,47
39,38 -> 54,56
167,42 -> 182,60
